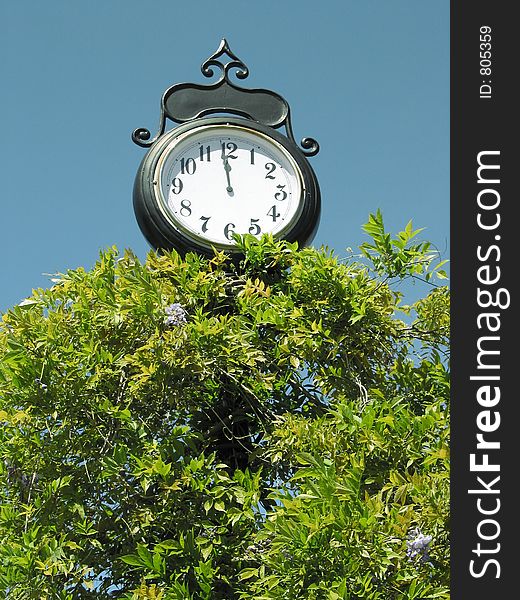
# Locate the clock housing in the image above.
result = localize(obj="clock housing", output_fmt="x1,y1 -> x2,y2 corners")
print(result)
133,117 -> 320,256
132,39 -> 321,257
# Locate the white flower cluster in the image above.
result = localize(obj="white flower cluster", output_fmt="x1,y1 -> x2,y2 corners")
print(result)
406,528 -> 433,563
164,303 -> 187,327
34,378 -> 48,392
245,537 -> 271,557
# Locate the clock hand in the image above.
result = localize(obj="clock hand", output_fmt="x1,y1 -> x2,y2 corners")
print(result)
223,157 -> 234,194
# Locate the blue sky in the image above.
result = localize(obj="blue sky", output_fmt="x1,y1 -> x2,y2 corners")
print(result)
1,1 -> 449,312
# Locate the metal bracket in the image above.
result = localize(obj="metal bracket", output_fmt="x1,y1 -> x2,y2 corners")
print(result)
132,39 -> 319,156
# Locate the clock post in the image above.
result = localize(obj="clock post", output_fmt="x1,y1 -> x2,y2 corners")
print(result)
132,39 -> 321,257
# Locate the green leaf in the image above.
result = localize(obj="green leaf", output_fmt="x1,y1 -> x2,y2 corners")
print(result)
120,554 -> 145,567
239,567 -> 259,581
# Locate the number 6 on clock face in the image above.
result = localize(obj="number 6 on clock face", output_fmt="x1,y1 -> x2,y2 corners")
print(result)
133,117 -> 320,256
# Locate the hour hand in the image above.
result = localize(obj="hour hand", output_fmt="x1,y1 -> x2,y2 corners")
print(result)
223,158 -> 233,194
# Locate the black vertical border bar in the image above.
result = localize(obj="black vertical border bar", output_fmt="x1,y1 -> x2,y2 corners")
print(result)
451,2 -> 515,598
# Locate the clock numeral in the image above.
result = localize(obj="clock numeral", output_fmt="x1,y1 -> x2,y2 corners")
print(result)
224,222 -> 236,241
250,148 -> 255,165
172,178 -> 183,194
180,199 -> 192,217
248,218 -> 261,236
274,184 -> 288,201
221,142 -> 238,160
180,157 -> 196,175
265,162 -> 276,179
267,205 -> 281,222
199,145 -> 211,162
200,215 -> 211,232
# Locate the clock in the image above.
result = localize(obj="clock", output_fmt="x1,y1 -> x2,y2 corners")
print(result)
132,39 -> 321,257
133,117 -> 320,256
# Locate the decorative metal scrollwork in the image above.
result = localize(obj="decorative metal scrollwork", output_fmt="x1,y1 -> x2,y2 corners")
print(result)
201,38 -> 249,83
132,39 -> 319,157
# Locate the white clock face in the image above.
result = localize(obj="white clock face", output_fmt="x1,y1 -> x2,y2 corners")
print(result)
155,124 -> 304,248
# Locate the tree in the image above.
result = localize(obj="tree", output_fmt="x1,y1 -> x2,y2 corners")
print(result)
0,213 -> 449,599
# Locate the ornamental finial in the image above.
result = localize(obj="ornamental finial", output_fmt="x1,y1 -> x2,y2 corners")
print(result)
201,38 -> 250,82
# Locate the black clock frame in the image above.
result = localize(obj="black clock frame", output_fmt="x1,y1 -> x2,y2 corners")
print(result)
132,39 -> 321,257
133,116 -> 320,256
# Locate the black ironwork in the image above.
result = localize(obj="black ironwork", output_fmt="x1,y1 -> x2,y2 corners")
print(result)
132,39 -> 319,156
